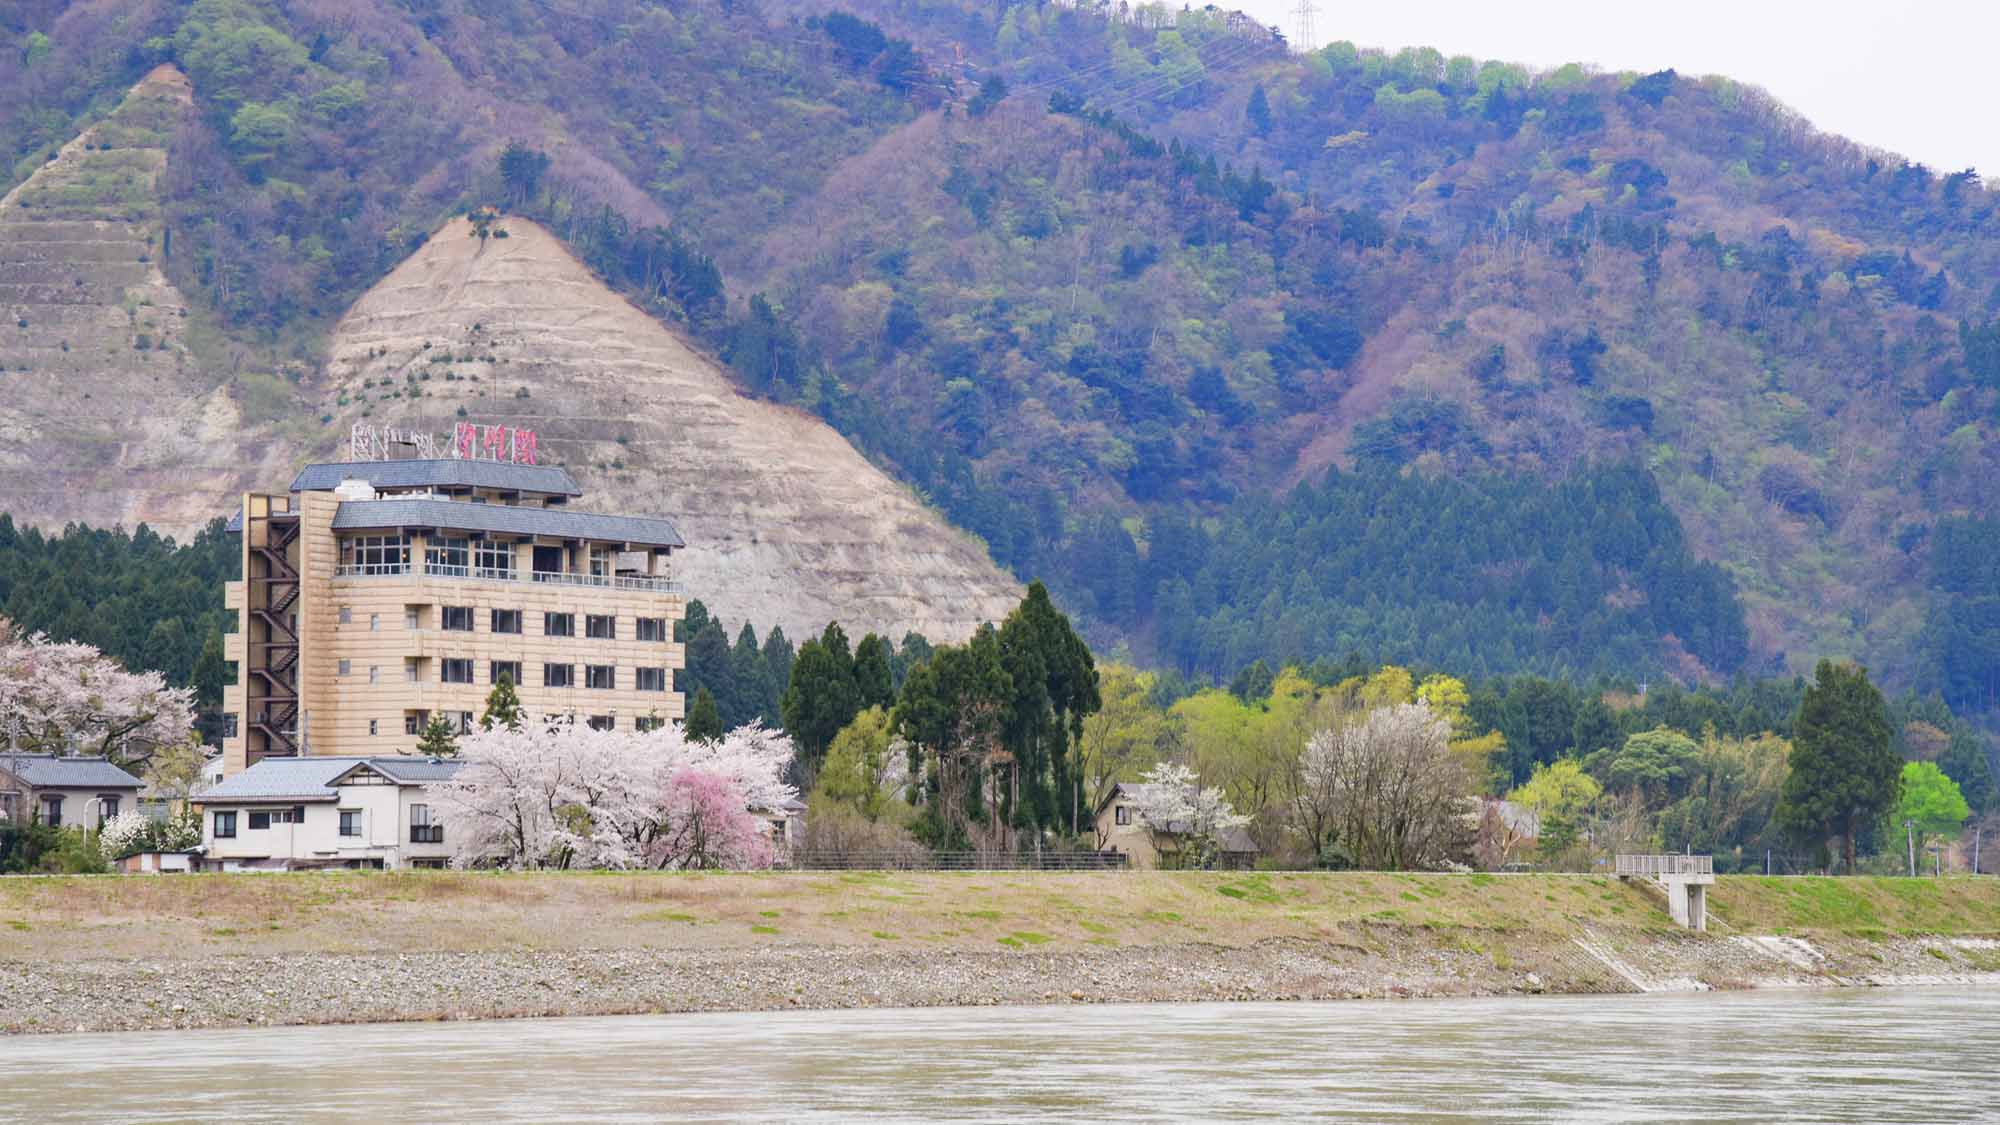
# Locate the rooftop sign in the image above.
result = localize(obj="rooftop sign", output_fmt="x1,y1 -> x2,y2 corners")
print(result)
349,422 -> 540,465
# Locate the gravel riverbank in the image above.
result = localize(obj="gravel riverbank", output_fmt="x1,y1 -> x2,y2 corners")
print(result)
6,927 -> 1997,1036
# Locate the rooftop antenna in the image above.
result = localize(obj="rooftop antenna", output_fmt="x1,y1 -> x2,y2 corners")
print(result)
1290,0 -> 1317,53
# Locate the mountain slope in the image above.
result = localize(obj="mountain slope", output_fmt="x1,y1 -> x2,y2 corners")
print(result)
0,65 -> 277,533
311,215 -> 1020,642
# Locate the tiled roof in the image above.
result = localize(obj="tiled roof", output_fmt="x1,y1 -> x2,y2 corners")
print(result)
290,459 -> 582,496
196,756 -> 462,803
0,755 -> 142,790
332,497 -> 685,548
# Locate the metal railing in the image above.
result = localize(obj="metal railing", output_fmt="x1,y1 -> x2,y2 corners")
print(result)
1615,854 -> 1713,878
335,564 -> 681,593
336,563 -> 411,577
777,850 -> 1131,872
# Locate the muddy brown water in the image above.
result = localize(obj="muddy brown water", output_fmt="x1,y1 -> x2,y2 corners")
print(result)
6,989 -> 1996,1121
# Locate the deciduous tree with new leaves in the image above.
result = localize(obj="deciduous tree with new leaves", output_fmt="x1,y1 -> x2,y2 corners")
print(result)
1129,761 -> 1250,869
0,620 -> 194,767
424,718 -> 795,870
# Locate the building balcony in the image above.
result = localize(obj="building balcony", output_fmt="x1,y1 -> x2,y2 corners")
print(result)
332,564 -> 682,594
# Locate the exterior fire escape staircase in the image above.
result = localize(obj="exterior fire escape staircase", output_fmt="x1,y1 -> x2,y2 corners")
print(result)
246,505 -> 302,764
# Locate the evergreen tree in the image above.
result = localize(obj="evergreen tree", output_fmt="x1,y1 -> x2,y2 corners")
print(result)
853,633 -> 895,712
685,687 -> 723,743
192,629 -> 227,710
780,624 -> 860,781
417,714 -> 460,757
1246,82 -> 1273,136
1776,661 -> 1900,873
687,622 -> 737,725
481,671 -> 523,731
729,623 -> 771,727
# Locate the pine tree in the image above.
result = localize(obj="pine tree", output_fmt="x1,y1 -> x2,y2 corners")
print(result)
192,630 -> 227,709
481,671 -> 523,731
1777,661 -> 1901,873
685,687 -> 723,743
417,714 -> 460,757
1246,82 -> 1273,136
853,633 -> 895,712
780,624 -> 860,781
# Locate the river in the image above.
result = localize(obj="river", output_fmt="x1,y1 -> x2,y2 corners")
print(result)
6,989 -> 1995,1121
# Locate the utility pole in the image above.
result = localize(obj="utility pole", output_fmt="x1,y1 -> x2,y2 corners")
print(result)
1905,819 -> 1916,878
1975,826 -> 1983,875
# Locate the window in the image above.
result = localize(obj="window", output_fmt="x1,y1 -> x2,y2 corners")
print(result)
585,664 -> 616,690
441,606 -> 473,632
442,658 -> 474,684
406,660 -> 422,684
544,612 -> 575,637
344,534 -> 409,574
410,803 -> 443,844
491,660 -> 523,686
248,810 -> 270,830
338,659 -> 352,677
213,810 -> 236,838
586,614 -> 616,640
454,711 -> 475,735
405,711 -> 429,736
98,796 -> 120,821
491,609 -> 522,635
635,716 -> 665,733
425,537 -> 470,576
636,617 -> 668,642
589,545 -> 616,578
42,797 -> 62,827
250,807 -> 304,830
474,540 -> 515,579
338,809 -> 362,837
369,665 -> 380,685
636,667 -> 667,693
370,613 -> 380,632
369,719 -> 379,737
405,608 -> 421,631
1115,806 -> 1132,827
586,714 -> 614,731
339,607 -> 352,625
543,663 -> 575,688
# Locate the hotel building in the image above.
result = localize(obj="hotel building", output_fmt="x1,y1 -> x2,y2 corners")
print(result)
221,458 -> 687,776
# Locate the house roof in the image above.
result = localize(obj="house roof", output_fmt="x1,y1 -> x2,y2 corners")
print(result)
1101,781 -> 1259,853
330,497 -> 685,549
196,756 -> 462,803
0,755 -> 143,790
290,459 -> 582,497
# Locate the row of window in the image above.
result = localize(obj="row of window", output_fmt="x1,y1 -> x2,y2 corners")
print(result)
394,711 -> 669,736
211,805 -> 444,844
337,659 -> 670,691
337,605 -> 672,641
345,535 -> 634,578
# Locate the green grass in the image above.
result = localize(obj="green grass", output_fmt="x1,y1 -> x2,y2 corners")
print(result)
997,931 -> 1053,948
750,924 -> 779,935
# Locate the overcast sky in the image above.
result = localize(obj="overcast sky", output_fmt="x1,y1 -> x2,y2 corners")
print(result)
1233,0 -> 1991,177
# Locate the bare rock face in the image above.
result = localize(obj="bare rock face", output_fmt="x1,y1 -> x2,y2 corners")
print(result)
0,66 -> 269,536
316,216 -> 1021,642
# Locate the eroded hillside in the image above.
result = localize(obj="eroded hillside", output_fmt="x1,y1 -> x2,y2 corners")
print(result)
0,66 -> 276,533
313,216 -> 1020,641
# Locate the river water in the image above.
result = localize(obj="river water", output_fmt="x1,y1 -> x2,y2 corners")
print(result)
6,990 -> 1996,1121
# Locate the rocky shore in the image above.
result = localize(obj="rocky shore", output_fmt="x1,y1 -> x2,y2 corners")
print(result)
7,927 -> 1997,1037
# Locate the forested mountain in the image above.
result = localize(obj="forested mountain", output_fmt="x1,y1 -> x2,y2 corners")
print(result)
3,0 -> 1997,703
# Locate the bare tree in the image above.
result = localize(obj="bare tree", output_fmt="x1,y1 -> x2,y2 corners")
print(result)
1297,702 -> 1471,870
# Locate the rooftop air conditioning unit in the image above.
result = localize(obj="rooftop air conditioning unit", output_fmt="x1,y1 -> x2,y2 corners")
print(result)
333,478 -> 378,502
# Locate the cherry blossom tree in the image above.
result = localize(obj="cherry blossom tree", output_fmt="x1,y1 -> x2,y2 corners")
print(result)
1298,702 -> 1471,870
0,620 -> 195,767
1131,761 -> 1251,869
425,717 -> 795,870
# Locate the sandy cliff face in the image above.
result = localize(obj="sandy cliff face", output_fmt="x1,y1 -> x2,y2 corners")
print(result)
0,66 -> 270,534
314,216 -> 1020,641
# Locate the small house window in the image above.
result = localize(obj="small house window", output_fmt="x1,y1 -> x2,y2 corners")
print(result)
410,803 -> 442,844
1115,806 -> 1132,827
213,811 -> 237,839
42,797 -> 62,827
98,796 -> 120,821
339,809 -> 362,837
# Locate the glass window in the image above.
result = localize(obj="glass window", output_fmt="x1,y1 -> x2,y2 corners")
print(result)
454,711 -> 475,735
636,667 -> 667,693
404,711 -> 428,736
635,716 -> 664,733
1115,806 -> 1131,826
636,617 -> 667,642
343,535 -> 409,574
491,660 -> 523,686
491,609 -> 522,635
370,613 -> 380,631
441,606 -> 473,632
589,546 -> 614,577
406,660 -> 421,684
369,665 -> 380,684
474,540 -> 514,578
338,607 -> 352,625
405,607 -> 421,631
425,537 -> 470,576
441,658 -> 474,684
213,811 -> 237,839
98,796 -> 120,821
42,797 -> 62,827
369,719 -> 378,737
411,803 -> 443,844
585,665 -> 616,690
586,614 -> 616,640
249,810 -> 272,831
338,809 -> 362,837
586,714 -> 614,731
337,659 -> 351,676
544,612 -> 575,637
543,663 -> 574,688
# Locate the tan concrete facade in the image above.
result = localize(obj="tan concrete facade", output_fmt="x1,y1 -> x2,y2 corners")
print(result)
222,462 -> 686,775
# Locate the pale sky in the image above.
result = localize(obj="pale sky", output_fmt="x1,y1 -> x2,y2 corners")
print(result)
1233,0 -> 1993,177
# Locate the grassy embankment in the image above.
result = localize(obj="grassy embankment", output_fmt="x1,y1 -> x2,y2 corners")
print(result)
6,871 -> 2000,962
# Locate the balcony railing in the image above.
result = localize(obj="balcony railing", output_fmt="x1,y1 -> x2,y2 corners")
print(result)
1615,854 -> 1714,878
335,564 -> 680,593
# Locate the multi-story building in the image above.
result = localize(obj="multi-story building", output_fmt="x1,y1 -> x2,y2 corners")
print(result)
221,458 -> 687,776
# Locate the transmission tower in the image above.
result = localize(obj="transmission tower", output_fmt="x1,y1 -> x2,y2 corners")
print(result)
1290,0 -> 1317,53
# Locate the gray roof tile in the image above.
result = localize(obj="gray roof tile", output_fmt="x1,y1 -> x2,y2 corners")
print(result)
290,459 -> 582,496
332,497 -> 685,549
1,755 -> 142,790
197,756 -> 462,803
